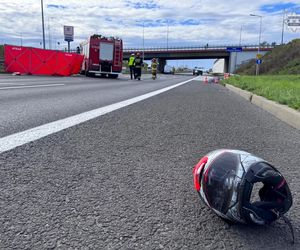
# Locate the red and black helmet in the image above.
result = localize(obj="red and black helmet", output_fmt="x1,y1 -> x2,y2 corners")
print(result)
193,149 -> 293,225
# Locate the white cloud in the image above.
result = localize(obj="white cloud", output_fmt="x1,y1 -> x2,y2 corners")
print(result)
0,0 -> 300,48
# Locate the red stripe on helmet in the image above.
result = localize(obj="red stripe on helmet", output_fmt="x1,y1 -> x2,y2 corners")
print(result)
193,156 -> 208,192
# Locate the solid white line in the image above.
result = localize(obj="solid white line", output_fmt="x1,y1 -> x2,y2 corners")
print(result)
0,84 -> 65,90
0,83 -> 25,86
0,77 -> 197,153
0,77 -> 71,83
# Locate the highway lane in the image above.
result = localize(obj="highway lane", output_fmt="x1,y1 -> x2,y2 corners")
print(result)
0,74 -> 193,137
0,79 -> 299,249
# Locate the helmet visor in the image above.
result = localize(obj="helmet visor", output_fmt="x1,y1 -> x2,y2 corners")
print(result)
202,152 -> 241,214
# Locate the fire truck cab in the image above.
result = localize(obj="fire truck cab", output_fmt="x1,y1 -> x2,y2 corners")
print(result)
80,34 -> 123,78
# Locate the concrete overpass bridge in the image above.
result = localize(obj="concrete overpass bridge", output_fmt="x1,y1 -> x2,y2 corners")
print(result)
123,45 -> 274,73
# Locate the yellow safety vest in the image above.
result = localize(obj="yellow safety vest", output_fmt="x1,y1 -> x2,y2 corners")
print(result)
128,56 -> 135,66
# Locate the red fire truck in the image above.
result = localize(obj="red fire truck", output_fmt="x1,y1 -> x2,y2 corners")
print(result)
80,34 -> 123,78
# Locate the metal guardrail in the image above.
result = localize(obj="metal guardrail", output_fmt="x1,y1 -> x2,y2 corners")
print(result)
124,45 -> 275,52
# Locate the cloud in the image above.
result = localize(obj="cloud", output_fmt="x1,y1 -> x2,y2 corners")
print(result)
125,0 -> 160,9
47,4 -> 67,9
0,0 -> 300,49
180,19 -> 201,26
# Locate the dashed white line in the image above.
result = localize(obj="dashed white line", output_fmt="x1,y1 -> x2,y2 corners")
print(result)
0,77 -> 197,153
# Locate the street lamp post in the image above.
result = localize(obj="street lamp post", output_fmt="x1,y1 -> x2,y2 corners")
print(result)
234,25 -> 243,72
250,14 -> 262,76
239,25 -> 243,45
142,21 -> 145,61
48,18 -> 51,49
48,17 -> 54,49
41,0 -> 46,49
166,20 -> 169,50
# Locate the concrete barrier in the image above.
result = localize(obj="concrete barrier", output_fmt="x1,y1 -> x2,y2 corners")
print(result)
225,84 -> 300,130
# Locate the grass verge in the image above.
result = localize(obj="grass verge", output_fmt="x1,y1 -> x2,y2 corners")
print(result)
223,75 -> 300,110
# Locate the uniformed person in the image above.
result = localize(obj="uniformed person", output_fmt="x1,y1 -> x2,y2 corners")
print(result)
151,58 -> 158,80
128,53 -> 135,80
134,53 -> 143,80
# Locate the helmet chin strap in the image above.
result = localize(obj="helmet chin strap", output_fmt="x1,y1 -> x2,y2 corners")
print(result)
249,211 -> 265,225
282,215 -> 295,245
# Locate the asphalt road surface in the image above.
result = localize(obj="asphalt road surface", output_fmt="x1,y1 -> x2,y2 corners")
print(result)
0,74 -> 191,137
0,74 -> 299,249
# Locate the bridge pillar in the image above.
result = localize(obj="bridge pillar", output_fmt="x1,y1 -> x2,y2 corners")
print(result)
158,58 -> 166,73
224,57 -> 230,73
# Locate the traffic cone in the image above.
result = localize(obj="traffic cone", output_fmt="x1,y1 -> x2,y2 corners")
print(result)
204,76 -> 208,84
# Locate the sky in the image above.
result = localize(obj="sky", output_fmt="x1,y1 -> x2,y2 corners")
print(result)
1,0 -> 300,69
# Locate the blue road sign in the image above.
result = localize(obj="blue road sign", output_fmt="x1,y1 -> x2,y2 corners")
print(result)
64,36 -> 74,42
226,47 -> 243,52
256,59 -> 262,64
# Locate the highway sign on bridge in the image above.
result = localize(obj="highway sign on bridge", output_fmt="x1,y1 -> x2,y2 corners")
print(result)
226,47 -> 243,52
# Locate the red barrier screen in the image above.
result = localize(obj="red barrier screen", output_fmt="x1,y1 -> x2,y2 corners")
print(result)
4,45 -> 84,76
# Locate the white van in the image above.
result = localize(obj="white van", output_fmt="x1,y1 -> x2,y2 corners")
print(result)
164,65 -> 174,74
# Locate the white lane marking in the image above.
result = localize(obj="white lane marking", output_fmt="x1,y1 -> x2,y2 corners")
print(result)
0,77 -> 197,153
0,82 -> 25,86
0,84 -> 65,90
0,78 -> 71,83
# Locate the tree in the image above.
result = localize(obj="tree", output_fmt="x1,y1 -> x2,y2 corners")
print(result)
260,41 -> 269,47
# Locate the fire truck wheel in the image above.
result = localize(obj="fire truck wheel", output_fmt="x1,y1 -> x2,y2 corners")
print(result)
109,74 -> 118,79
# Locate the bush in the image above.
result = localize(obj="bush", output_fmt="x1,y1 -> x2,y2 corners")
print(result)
235,39 -> 300,75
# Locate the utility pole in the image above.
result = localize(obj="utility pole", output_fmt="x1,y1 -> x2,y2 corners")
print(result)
250,14 -> 263,76
41,0 -> 46,49
258,16 -> 262,75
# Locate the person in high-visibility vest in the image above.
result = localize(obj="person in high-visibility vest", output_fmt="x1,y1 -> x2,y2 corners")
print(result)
151,58 -> 158,80
128,53 -> 135,80
134,53 -> 143,80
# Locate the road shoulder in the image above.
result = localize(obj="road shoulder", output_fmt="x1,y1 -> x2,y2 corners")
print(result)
225,83 -> 300,130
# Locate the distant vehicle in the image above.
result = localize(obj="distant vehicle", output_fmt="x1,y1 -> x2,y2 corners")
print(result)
80,34 -> 123,78
193,67 -> 204,75
164,65 -> 174,74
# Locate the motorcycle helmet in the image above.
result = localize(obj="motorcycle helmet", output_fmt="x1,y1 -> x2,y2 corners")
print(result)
193,149 -> 292,225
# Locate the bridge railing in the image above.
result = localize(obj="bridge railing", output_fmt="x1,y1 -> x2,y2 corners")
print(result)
124,44 -> 274,52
